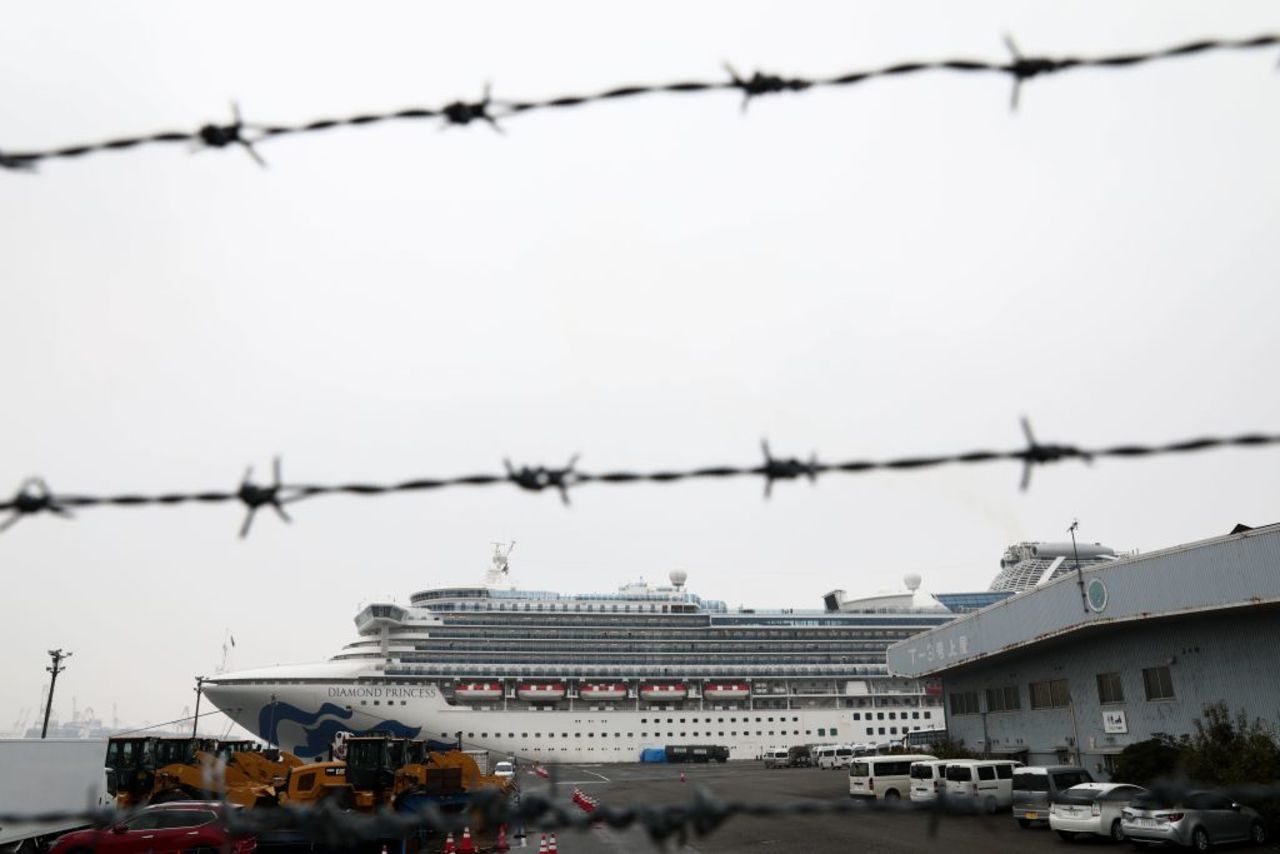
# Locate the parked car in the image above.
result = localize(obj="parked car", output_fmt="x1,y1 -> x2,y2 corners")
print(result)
849,754 -> 937,801
764,748 -> 791,769
493,760 -> 515,779
1012,766 -> 1094,828
50,802 -> 256,854
1121,789 -> 1266,850
1048,782 -> 1146,842
787,745 -> 813,768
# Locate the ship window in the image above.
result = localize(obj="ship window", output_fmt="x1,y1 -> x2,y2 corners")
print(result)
680,732 -> 686,736
830,728 -> 838,736
768,731 -> 774,736
373,700 -> 379,705
588,733 -> 594,737
731,732 -> 737,736
562,733 -> 568,738
508,733 -> 514,738
718,718 -> 723,723
522,733 -> 528,738
481,733 -> 486,737
628,733 -> 633,737
852,714 -> 860,721
642,732 -> 647,737
668,732 -> 673,737
805,730 -> 811,735
768,717 -> 773,722
793,717 -> 798,721
575,733 -> 581,738
718,732 -> 724,736
468,733 -> 475,738
693,732 -> 698,737
818,728 -> 825,736
641,719 -> 647,723
866,728 -> 873,735
924,712 -> 932,718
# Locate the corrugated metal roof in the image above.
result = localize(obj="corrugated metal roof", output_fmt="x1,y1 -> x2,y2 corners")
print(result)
887,522 -> 1280,678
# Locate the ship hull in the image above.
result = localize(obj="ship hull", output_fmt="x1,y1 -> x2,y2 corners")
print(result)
203,671 -> 934,764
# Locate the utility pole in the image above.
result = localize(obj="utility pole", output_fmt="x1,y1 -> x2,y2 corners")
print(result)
41,649 -> 72,739
192,676 -> 206,738
1069,519 -> 1088,614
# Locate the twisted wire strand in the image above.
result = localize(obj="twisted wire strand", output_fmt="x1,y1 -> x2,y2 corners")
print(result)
2,34 -> 1276,169
1,423 -> 1277,536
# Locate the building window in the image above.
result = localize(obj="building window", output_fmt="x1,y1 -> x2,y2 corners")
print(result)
985,685 -> 1021,712
949,691 -> 980,716
1142,666 -> 1175,700
1029,679 -> 1071,709
1096,672 -> 1125,704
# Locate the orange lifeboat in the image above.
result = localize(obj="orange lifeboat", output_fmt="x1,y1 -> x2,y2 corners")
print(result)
517,682 -> 567,702
578,683 -> 628,701
703,682 -> 751,701
454,681 -> 503,701
639,682 -> 688,702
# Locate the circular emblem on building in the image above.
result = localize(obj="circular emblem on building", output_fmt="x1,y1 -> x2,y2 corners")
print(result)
1086,577 -> 1108,612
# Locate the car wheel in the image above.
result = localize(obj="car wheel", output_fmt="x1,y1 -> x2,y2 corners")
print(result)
1110,818 -> 1125,842
1250,822 -> 1266,846
884,789 -> 900,801
1057,831 -> 1076,842
1192,827 -> 1211,852
1016,818 -> 1031,829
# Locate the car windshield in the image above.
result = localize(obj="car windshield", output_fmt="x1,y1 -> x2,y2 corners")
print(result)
495,762 -> 513,773
1052,770 -> 1092,789
849,762 -> 870,777
910,765 -> 935,779
1013,772 -> 1049,792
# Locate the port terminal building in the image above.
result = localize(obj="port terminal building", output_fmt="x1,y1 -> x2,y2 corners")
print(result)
886,522 -> 1280,779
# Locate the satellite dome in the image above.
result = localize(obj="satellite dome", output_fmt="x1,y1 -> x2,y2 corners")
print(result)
903,573 -> 922,592
669,570 -> 688,588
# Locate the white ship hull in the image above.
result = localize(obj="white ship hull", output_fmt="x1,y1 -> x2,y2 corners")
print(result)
204,666 -> 924,763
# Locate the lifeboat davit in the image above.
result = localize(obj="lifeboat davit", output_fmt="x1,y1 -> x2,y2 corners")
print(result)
639,683 -> 688,702
454,682 -> 503,701
578,683 -> 628,701
517,682 -> 567,702
703,682 -> 751,700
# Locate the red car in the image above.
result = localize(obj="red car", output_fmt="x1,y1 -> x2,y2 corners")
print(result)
50,802 -> 256,854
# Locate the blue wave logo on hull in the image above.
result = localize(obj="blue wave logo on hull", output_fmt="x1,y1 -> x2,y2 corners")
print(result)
258,701 -> 422,758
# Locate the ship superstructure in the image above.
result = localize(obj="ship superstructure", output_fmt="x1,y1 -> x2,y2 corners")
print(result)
204,547 -> 960,763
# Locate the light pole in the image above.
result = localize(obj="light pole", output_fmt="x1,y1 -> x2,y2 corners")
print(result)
192,676 -> 206,738
41,649 -> 72,739
1069,519 -> 1088,614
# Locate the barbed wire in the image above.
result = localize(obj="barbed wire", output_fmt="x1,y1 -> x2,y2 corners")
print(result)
2,777 -> 1275,848
1,419 -> 1278,537
2,33 -> 1277,171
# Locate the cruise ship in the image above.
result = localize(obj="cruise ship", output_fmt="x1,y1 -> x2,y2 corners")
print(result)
203,547 -> 999,763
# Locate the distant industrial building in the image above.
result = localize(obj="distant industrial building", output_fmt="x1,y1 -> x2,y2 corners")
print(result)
887,523 -> 1280,779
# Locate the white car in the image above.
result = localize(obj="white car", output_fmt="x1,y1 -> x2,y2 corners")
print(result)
493,761 -> 515,779
1049,782 -> 1146,842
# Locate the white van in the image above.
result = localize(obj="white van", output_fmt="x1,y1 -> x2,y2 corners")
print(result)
816,745 -> 855,770
763,748 -> 791,769
908,759 -> 952,802
848,753 -> 935,800
944,759 -> 1022,812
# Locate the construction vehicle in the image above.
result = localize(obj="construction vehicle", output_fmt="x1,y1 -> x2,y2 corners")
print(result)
105,736 -> 282,809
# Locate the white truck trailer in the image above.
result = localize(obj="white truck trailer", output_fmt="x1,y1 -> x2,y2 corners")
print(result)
0,739 -> 107,853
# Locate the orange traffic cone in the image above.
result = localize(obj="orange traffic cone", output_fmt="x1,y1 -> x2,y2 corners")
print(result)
537,834 -> 549,853
495,824 -> 510,852
547,833 -> 559,853
443,831 -> 456,854
459,827 -> 475,854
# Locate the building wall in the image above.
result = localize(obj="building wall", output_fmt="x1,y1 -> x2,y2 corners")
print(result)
941,607 -> 1280,779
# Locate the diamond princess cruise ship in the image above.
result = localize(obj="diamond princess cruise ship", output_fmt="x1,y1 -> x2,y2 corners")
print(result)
204,545 -> 987,763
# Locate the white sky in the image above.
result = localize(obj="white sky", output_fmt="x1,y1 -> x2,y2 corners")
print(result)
2,2 -> 1278,735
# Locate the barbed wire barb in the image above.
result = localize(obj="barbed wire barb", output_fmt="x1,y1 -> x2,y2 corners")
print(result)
1018,415 -> 1092,491
197,101 -> 266,167
0,477 -> 71,532
444,83 -> 502,132
504,454 -> 580,504
237,456 -> 292,538
759,439 -> 820,498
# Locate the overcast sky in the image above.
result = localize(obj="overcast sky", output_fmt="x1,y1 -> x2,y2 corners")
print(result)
2,2 -> 1278,735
